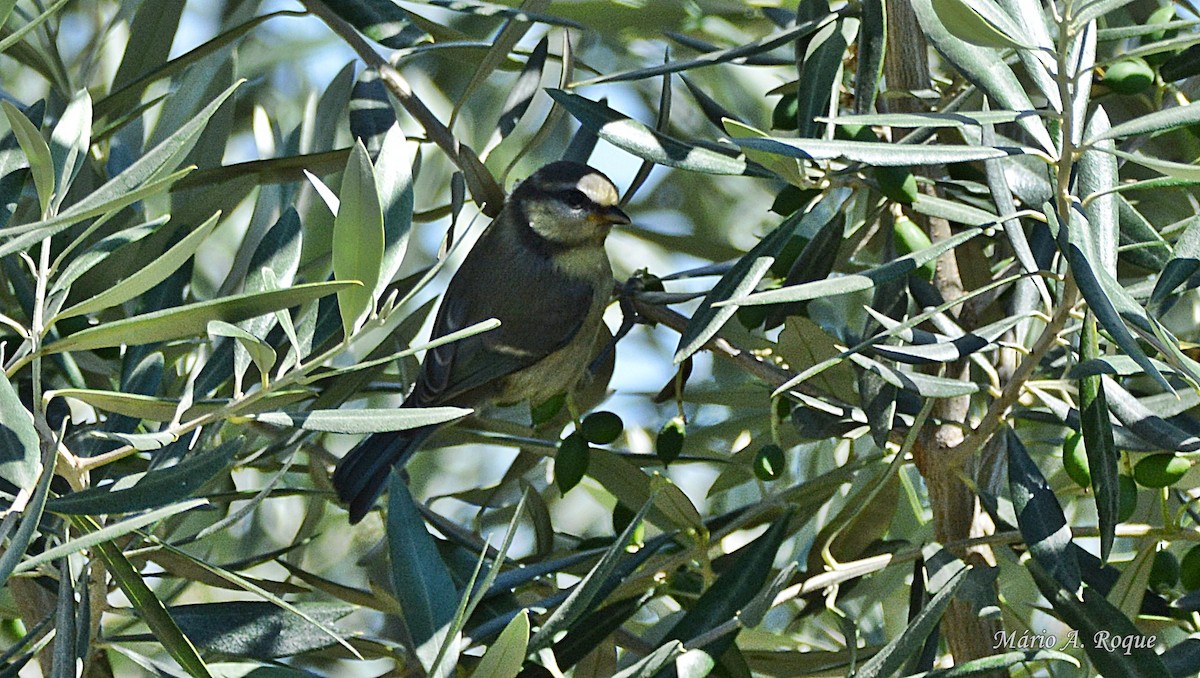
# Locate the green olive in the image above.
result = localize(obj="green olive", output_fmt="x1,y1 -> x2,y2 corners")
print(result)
875,167 -> 918,205
1104,58 -> 1155,95
1133,453 -> 1191,488
893,216 -> 936,281
580,411 -> 624,445
555,433 -> 590,494
656,417 -> 686,465
772,92 -> 799,130
1062,431 -> 1091,488
1179,544 -> 1200,590
753,444 -> 786,481
1149,549 -> 1181,591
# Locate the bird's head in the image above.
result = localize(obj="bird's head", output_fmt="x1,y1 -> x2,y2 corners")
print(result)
512,161 -> 631,247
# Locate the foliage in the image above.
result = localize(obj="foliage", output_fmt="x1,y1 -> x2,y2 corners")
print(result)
4,0 -> 1200,676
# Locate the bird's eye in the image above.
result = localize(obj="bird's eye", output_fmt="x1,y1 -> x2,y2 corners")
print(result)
564,190 -> 588,211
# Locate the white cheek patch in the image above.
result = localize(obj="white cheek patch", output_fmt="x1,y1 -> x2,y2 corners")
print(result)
577,173 -> 619,207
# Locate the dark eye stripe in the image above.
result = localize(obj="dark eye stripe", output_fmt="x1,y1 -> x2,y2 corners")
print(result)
551,189 -> 591,209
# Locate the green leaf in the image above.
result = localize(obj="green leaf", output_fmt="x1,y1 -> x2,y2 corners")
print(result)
0,169 -> 191,260
587,449 -> 703,531
1080,108 -> 1119,276
372,126 -> 417,303
911,0 -> 1054,153
48,89 -> 91,210
0,446 -> 54,587
726,225 -> 985,306
71,514 -> 212,678
930,0 -> 1029,49
856,546 -> 978,677
0,79 -> 242,256
821,110 -> 1028,128
54,212 -> 222,322
1006,428 -> 1081,592
388,477 -> 459,650
207,320 -> 276,384
49,387 -> 311,422
2,101 -> 53,216
547,90 -> 769,177
572,12 -> 833,86
47,443 -> 237,515
41,281 -> 355,354
333,140 -> 385,337
734,136 -> 1019,166
854,0 -> 887,114
796,19 -> 849,138
675,189 -> 848,363
1079,314 -> 1119,562
18,500 -> 208,574
1111,148 -> 1200,181
1026,558 -> 1170,678
0,370 -> 38,489
528,495 -> 655,650
1089,102 -> 1200,143
0,0 -> 71,57
252,407 -> 470,433
321,0 -> 428,48
470,610 -> 528,678
661,512 -> 793,658
168,601 -> 352,658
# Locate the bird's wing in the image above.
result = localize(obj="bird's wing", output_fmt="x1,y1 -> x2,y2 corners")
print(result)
407,247 -> 596,408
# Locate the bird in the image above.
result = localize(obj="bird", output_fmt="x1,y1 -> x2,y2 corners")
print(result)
332,161 -> 630,523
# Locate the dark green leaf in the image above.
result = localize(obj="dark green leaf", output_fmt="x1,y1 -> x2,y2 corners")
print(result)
167,601 -> 353,658
47,443 -> 237,515
0,370 -> 38,488
1006,428 -> 1081,592
388,477 -> 459,648
321,0 -> 428,48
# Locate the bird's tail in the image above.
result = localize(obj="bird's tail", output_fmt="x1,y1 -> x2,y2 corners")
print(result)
332,425 -> 437,523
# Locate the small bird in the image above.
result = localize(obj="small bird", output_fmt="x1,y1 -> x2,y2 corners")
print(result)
332,161 -> 630,523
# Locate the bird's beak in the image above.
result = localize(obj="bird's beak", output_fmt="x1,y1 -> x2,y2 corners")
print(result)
596,205 -> 631,226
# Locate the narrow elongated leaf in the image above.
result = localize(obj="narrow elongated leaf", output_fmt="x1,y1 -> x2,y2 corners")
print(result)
42,281 -> 354,354
1080,108 -> 1118,276
1103,377 -> 1200,452
855,0 -> 886,114
1079,315 -> 1118,562
728,225 -> 984,306
675,189 -> 849,363
931,0 -> 1029,49
252,407 -> 470,433
572,13 -> 834,87
470,610 -> 527,678
48,89 -> 91,210
333,141 -> 384,337
528,497 -> 655,650
72,515 -> 212,678
1,78 -> 241,245
661,513 -> 792,658
55,212 -> 222,321
1026,558 -> 1170,677
499,36 -> 548,137
848,353 -> 981,397
547,90 -> 767,177
796,19 -> 848,138
857,546 -> 978,678
389,477 -> 459,657
1006,428 -> 1080,592
322,0 -> 428,48
372,126 -> 417,303
735,136 -> 1018,165
911,0 -> 1054,153
1151,216 -> 1200,309
207,320 -> 276,386
47,443 -> 237,515
164,602 -> 352,658
1090,102 -> 1200,142
0,0 -> 71,57
822,110 -> 1027,128
0,446 -> 54,587
2,101 -> 53,215
1052,204 -> 1170,391
0,370 -> 38,488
